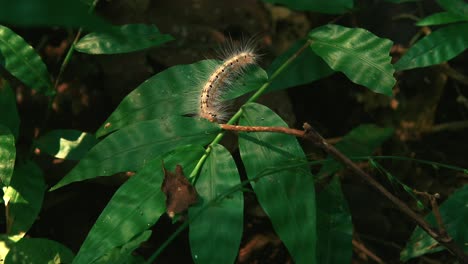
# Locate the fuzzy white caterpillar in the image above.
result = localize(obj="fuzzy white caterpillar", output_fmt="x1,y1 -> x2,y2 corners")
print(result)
198,40 -> 258,123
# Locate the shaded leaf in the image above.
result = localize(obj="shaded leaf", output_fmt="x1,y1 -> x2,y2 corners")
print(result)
219,65 -> 268,100
318,124 -> 394,178
239,103 -> 316,264
189,144 -> 243,264
51,117 -> 219,190
383,0 -> 420,2
73,145 -> 205,264
96,60 -> 265,137
3,161 -> 45,238
0,235 -> 16,264
309,24 -> 396,96
317,177 -> 352,264
0,26 -> 53,95
162,164 -> 198,218
93,230 -> 151,264
416,11 -> 468,26
4,238 -> 74,264
262,0 -> 353,14
394,23 -> 468,71
75,24 -> 174,54
0,125 -> 15,187
266,39 -> 334,92
401,184 -> 468,261
34,129 -> 98,160
0,0 -> 112,32
0,82 -> 20,139
437,0 -> 468,19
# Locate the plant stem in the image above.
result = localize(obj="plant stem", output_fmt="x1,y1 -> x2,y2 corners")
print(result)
189,39 -> 313,181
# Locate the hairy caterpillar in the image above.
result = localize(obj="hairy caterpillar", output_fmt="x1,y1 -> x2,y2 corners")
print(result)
197,38 -> 258,123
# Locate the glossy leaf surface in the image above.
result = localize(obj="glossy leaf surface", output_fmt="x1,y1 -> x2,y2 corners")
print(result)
262,0 -> 353,14
34,129 -> 98,160
437,0 -> 468,19
316,177 -> 352,264
309,24 -> 395,96
239,103 -> 316,264
4,238 -> 74,264
401,184 -> 468,261
189,144 -> 243,264
74,145 -> 205,264
3,161 -> 45,237
0,125 -> 15,187
75,24 -> 174,54
0,82 -> 20,140
51,117 -> 219,190
416,11 -> 468,26
0,26 -> 53,95
394,23 -> 468,70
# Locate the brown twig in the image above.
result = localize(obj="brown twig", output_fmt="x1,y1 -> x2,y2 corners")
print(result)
352,239 -> 386,264
414,191 -> 448,238
220,123 -> 468,263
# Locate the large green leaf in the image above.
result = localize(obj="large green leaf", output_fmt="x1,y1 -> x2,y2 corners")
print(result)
0,82 -> 20,140
34,129 -> 98,160
73,145 -> 205,264
262,0 -> 353,14
95,60 -> 266,137
401,184 -> 468,261
4,238 -> 74,264
189,144 -> 243,264
93,231 -> 150,264
266,39 -> 334,92
0,0 -> 112,32
0,235 -> 16,264
238,102 -> 316,264
75,24 -> 174,54
51,117 -> 219,190
416,11 -> 468,26
437,0 -> 468,19
0,125 -> 15,187
0,26 -> 53,96
219,65 -> 268,101
394,23 -> 468,71
316,177 -> 352,264
318,124 -> 394,178
3,161 -> 45,237
309,24 -> 396,96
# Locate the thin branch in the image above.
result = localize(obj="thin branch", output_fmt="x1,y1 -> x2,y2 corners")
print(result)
220,123 -> 468,262
352,239 -> 386,264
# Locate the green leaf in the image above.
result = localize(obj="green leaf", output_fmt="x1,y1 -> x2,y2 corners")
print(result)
51,117 -> 219,190
239,102 -> 316,264
0,235 -> 16,264
437,0 -> 468,19
394,23 -> 468,71
416,11 -> 468,26
266,39 -> 334,92
318,124 -> 394,178
401,184 -> 468,261
4,238 -> 74,264
0,26 -> 53,96
95,60 -> 266,137
0,125 -> 15,187
219,65 -> 268,100
75,24 -> 174,54
316,177 -> 352,264
93,230 -> 150,264
309,24 -> 396,96
0,0 -> 112,32
3,161 -> 45,237
189,144 -> 243,264
383,0 -> 420,3
74,145 -> 205,264
34,129 -> 98,160
262,0 -> 353,14
0,82 -> 20,139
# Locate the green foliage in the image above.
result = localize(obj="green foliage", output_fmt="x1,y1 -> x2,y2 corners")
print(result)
316,177 -> 352,264
309,24 -> 396,96
437,0 -> 468,19
0,82 -> 20,140
34,130 -> 98,160
189,144 -> 243,264
262,0 -> 353,14
0,26 -> 53,95
416,11 -> 468,26
4,238 -> 74,264
75,24 -> 174,54
401,184 -> 468,261
239,103 -> 316,264
395,23 -> 468,70
0,125 -> 15,187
